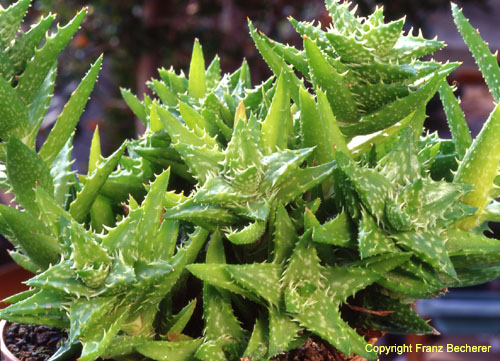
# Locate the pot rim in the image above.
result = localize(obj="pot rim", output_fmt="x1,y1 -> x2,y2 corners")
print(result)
0,320 -> 20,361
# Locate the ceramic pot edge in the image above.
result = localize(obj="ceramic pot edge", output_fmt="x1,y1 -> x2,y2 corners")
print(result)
0,320 -> 19,361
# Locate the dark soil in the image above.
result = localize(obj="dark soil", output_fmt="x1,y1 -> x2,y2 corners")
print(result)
4,322 -> 69,361
270,330 -> 383,361
269,337 -> 338,361
269,337 -> 359,361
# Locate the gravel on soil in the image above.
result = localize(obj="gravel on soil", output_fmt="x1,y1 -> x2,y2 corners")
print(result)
4,322 -> 68,361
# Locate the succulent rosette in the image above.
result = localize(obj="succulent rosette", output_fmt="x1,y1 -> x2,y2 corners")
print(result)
1,1 -> 500,361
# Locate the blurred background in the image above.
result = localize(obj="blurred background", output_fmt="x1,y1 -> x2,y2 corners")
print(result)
0,0 -> 499,360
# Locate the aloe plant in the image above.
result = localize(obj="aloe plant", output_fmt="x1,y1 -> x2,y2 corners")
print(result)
0,2 -> 170,360
0,0 -> 100,267
1,1 -> 500,361
248,0 -> 458,141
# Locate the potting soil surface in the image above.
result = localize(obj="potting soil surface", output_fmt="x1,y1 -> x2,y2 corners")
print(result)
270,337 -> 369,361
4,322 -> 68,361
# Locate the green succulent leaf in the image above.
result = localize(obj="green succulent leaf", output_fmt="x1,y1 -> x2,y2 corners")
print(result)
188,40 -> 206,99
102,336 -> 151,360
225,263 -> 282,306
202,285 -> 245,359
16,8 -> 86,106
70,142 -> 126,223
100,206 -> 141,263
349,62 -> 416,86
164,202 -> 239,230
0,75 -> 29,139
179,100 -> 217,139
389,34 -> 444,63
0,204 -> 59,269
226,221 -> 266,245
157,105 -> 222,182
69,222 -> 111,288
33,186 -> 72,241
0,0 -> 31,49
243,316 -> 269,360
88,158 -> 152,203
194,177 -> 253,205
272,204 -> 298,264
312,211 -> 354,247
362,18 -> 404,57
195,340 -> 227,361
299,86 -> 331,164
321,257 -> 403,304
6,136 -> 54,215
348,109 -> 415,158
360,294 -> 435,335
206,55 -> 221,89
445,227 -> 500,254
304,37 -> 359,124
159,67 -> 188,94
8,250 -> 40,273
136,339 -> 203,361
451,267 -> 500,287
337,151 -> 392,221
268,308 -> 301,357
7,14 -> 55,74
290,20 -> 339,61
0,289 -> 66,319
25,65 -> 57,149
148,78 -> 177,107
88,132 -> 115,233
445,228 -> 500,268
341,63 -> 457,137
248,19 -> 302,103
392,230 -> 456,279
74,303 -> 128,361
283,232 -> 377,360
154,219 -> 180,260
325,0 -> 361,35
0,289 -> 68,328
358,209 -> 397,258
39,55 -> 102,165
50,134 -> 75,208
276,160 -> 337,204
136,168 -> 170,259
258,31 -> 309,78
438,81 -> 472,160
26,261 -> 91,298
378,267 -> 445,299
260,74 -> 290,153
454,102 -> 500,230
0,50 -> 15,88
225,103 -> 261,169
378,128 -> 420,185
261,148 -> 314,191
2,288 -> 39,305
325,32 -> 374,64
352,83 -> 409,115
316,87 -> 349,155
164,299 -> 197,335
121,88 -> 147,124
187,263 -> 255,300
97,254 -> 136,295
452,2 -> 500,102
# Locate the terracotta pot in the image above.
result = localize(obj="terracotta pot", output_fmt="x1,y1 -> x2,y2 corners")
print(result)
0,320 -> 19,361
0,264 -> 33,361
0,264 -> 32,309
